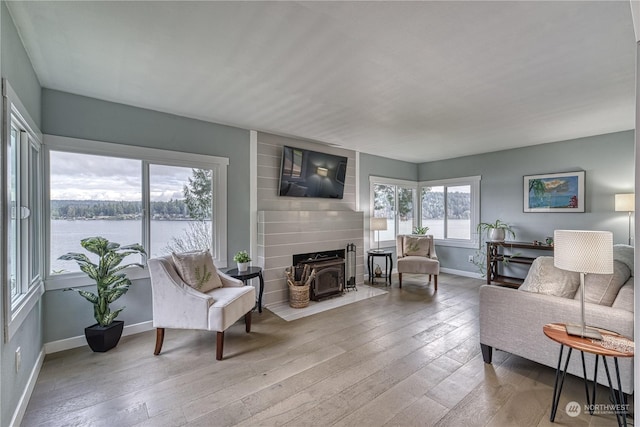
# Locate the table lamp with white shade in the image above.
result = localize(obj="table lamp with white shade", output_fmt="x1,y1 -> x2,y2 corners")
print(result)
553,230 -> 613,340
370,217 -> 388,253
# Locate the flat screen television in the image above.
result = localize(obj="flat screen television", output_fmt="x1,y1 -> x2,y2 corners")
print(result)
278,145 -> 347,199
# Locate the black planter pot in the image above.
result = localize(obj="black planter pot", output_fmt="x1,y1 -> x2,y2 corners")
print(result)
84,320 -> 124,352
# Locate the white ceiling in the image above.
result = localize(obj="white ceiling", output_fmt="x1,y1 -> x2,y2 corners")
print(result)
7,1 -> 636,163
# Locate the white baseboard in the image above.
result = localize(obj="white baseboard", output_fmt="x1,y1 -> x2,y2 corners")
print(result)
440,267 -> 483,279
10,349 -> 45,427
44,320 -> 154,354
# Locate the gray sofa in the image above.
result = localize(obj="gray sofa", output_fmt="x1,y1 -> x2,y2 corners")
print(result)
479,245 -> 634,394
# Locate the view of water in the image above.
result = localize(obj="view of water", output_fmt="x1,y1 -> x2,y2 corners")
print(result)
50,219 -> 203,273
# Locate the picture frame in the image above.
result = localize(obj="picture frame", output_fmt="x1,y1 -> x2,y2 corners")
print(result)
523,171 -> 585,213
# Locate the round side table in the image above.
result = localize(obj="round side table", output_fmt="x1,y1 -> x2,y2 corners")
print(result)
367,250 -> 393,285
224,266 -> 264,313
544,323 -> 633,426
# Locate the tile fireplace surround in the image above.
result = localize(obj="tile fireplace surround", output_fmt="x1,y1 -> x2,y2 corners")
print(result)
258,210 -> 365,307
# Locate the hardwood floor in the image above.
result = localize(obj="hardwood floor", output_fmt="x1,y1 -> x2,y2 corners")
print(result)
23,274 -> 629,426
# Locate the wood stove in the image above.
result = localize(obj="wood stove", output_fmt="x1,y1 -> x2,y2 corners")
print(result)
293,250 -> 345,300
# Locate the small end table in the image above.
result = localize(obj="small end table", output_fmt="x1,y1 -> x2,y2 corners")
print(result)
544,323 -> 633,427
367,250 -> 393,285
224,266 -> 264,313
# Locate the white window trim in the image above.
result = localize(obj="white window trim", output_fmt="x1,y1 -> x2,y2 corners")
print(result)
2,79 -> 45,341
418,175 -> 481,249
369,175 -> 418,249
43,134 -> 229,291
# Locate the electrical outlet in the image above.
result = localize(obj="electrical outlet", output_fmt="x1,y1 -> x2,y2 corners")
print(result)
468,255 -> 474,263
15,347 -> 21,372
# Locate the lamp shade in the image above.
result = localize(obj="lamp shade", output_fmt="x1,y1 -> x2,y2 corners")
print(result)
553,230 -> 613,274
615,193 -> 635,212
370,217 -> 388,231
316,167 -> 328,177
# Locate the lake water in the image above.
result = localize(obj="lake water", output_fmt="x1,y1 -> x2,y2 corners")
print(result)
50,219 -> 204,273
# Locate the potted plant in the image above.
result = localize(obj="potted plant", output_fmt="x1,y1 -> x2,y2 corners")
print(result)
59,236 -> 146,352
413,225 -> 430,235
233,250 -> 251,272
476,219 -> 515,242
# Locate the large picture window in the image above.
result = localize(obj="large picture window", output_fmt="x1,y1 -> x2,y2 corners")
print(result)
419,176 -> 480,247
3,80 -> 45,339
370,177 -> 417,247
45,136 -> 228,289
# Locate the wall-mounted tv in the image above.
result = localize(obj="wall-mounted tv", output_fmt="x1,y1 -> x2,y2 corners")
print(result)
278,145 -> 347,199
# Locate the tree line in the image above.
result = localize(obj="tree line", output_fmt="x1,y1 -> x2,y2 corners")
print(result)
50,199 -> 192,220
373,185 -> 471,220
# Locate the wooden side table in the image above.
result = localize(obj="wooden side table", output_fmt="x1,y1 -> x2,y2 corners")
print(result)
224,266 -> 264,313
367,250 -> 393,285
543,323 -> 633,427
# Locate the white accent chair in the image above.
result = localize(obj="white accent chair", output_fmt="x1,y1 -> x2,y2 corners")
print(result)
148,255 -> 256,360
396,234 -> 440,290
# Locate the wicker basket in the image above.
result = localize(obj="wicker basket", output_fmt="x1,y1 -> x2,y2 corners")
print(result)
288,282 -> 310,308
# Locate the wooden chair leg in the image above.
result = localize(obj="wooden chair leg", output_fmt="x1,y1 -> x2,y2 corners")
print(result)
154,328 -> 165,355
398,273 -> 402,288
245,311 -> 252,333
216,331 -> 224,361
434,275 -> 438,291
429,274 -> 432,282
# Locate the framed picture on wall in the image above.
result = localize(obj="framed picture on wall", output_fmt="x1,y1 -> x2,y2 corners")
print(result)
523,171 -> 585,213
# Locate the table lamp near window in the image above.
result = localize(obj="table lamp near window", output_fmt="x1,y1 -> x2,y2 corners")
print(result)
370,217 -> 388,253
553,230 -> 613,340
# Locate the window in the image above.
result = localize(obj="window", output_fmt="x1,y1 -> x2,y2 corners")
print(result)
370,177 -> 417,247
3,80 -> 45,339
419,176 -> 480,247
45,136 -> 228,290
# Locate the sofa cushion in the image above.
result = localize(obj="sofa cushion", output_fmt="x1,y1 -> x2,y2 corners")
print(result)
575,260 -> 631,307
611,278 -> 634,312
519,256 -> 580,298
613,244 -> 634,276
172,249 -> 223,292
403,236 -> 429,257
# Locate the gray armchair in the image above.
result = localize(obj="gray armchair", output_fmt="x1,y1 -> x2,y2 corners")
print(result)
148,254 -> 256,360
396,234 -> 440,290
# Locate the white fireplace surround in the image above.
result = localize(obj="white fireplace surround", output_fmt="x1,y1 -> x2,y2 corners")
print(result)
258,210 -> 364,306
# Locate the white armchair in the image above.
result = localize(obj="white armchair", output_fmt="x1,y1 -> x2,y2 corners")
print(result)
148,254 -> 256,360
396,234 -> 440,290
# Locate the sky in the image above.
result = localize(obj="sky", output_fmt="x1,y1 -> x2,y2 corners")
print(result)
49,151 -> 198,202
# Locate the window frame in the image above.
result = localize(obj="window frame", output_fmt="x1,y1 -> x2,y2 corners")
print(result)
369,176 -> 418,249
44,134 -> 229,291
418,175 -> 481,249
2,79 -> 45,341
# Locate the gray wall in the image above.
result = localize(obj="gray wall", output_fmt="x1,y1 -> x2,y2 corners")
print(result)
41,89 -> 251,343
1,2 -> 43,426
418,130 -> 635,274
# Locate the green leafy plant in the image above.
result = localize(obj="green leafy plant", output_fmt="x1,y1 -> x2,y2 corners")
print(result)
413,225 -> 430,234
233,250 -> 251,263
59,237 -> 146,327
473,220 -> 518,276
476,219 -> 516,239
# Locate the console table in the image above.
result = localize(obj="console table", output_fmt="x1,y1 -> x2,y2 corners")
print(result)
486,241 -> 553,288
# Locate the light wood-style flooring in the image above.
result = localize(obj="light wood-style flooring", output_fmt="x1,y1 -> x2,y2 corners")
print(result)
23,274 -> 629,426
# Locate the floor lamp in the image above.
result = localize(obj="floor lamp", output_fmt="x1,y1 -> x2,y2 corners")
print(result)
370,217 -> 388,253
615,193 -> 635,246
553,230 -> 613,340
